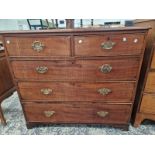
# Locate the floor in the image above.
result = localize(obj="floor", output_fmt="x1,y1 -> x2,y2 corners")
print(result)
0,92 -> 155,135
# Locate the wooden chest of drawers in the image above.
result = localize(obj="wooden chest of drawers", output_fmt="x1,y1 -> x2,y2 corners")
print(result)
0,36 -> 15,125
134,43 -> 155,127
0,27 -> 149,129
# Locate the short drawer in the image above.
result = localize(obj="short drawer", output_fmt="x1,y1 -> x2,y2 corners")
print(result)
74,34 -> 144,56
23,103 -> 131,124
18,82 -> 135,102
140,94 -> 155,114
151,52 -> 155,69
144,72 -> 155,93
11,58 -> 140,81
5,36 -> 70,56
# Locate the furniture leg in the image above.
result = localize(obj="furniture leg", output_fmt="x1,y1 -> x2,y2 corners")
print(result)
0,104 -> 6,125
133,113 -> 144,128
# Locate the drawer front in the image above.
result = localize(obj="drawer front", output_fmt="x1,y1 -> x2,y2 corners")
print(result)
151,52 -> 155,69
144,72 -> 155,93
11,58 -> 140,81
23,103 -> 131,124
18,82 -> 135,102
5,36 -> 70,56
140,94 -> 155,114
75,34 -> 144,56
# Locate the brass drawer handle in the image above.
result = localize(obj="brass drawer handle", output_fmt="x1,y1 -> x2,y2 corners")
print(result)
0,41 -> 4,51
98,88 -> 112,96
101,41 -> 116,50
41,88 -> 52,95
97,111 -> 109,117
100,64 -> 112,73
32,41 -> 45,52
36,66 -> 48,74
44,111 -> 55,117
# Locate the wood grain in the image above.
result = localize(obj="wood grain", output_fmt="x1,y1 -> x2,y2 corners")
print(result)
75,34 -> 144,56
151,51 -> 155,69
134,112 -> 155,127
23,102 -> 131,124
18,82 -> 135,102
5,36 -> 71,56
0,28 -> 149,129
0,57 -> 14,95
144,72 -> 155,92
11,58 -> 140,81
132,19 -> 155,127
140,94 -> 155,114
0,26 -> 150,34
0,37 -> 15,125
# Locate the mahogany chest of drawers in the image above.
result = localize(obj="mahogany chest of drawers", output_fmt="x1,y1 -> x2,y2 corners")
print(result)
134,43 -> 155,127
0,36 -> 15,125
0,27 -> 149,129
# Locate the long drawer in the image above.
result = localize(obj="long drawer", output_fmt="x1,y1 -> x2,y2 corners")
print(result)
140,94 -> 155,114
18,82 -> 135,102
144,72 -> 155,93
11,58 -> 140,81
23,103 -> 131,124
5,36 -> 71,56
74,34 -> 144,56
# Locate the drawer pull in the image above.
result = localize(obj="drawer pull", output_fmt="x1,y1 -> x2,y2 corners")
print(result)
97,111 -> 109,117
98,88 -> 112,96
0,41 -> 4,51
100,64 -> 112,73
44,111 -> 55,117
36,66 -> 48,74
41,88 -> 52,95
101,41 -> 116,50
32,41 -> 45,52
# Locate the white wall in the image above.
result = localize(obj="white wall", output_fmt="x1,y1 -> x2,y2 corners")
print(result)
0,19 -> 29,30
